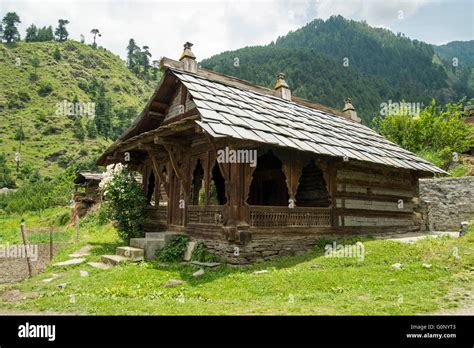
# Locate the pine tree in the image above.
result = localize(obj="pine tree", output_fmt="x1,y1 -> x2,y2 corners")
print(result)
127,38 -> 138,67
37,26 -> 54,41
94,83 -> 112,138
53,47 -> 61,61
73,116 -> 85,141
2,12 -> 21,43
90,29 -> 101,48
86,118 -> 98,138
25,24 -> 38,42
55,19 -> 69,41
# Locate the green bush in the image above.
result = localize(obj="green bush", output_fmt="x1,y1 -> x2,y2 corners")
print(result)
0,153 -> 16,188
103,168 -> 146,243
157,235 -> 189,262
191,241 -> 219,262
38,80 -> 54,96
315,236 -> 336,251
1,173 -> 74,216
373,99 -> 473,170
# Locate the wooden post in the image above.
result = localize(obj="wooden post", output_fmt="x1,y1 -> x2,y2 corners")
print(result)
75,215 -> 79,243
49,225 -> 53,261
20,223 -> 32,278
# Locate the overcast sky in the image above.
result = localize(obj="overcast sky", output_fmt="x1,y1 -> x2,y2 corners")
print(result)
2,0 -> 473,63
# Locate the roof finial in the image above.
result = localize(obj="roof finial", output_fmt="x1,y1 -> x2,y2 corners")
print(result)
180,41 -> 196,61
180,41 -> 197,73
342,98 -> 361,123
274,72 -> 291,101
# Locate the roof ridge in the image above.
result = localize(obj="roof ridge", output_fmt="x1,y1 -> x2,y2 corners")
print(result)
168,66 -> 347,119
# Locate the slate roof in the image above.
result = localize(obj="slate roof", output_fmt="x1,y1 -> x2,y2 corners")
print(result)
170,68 -> 445,174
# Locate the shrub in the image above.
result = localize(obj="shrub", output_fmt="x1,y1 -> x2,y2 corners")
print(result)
315,236 -> 336,251
373,99 -> 473,170
1,173 -> 74,216
191,241 -> 219,262
157,235 -> 189,262
101,166 -> 146,243
0,153 -> 16,188
38,80 -> 54,96
53,47 -> 61,61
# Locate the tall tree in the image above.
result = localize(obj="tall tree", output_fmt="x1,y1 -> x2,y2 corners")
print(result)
2,12 -> 21,43
90,28 -> 101,48
126,38 -> 138,67
30,54 -> 40,75
73,116 -> 85,141
37,26 -> 54,41
86,118 -> 98,138
94,82 -> 112,138
55,19 -> 69,41
140,45 -> 152,78
25,24 -> 38,42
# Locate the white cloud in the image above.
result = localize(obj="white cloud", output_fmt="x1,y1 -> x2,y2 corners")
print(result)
0,0 -> 464,61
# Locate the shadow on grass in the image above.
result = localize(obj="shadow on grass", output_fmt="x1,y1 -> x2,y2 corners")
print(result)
151,234 -> 376,287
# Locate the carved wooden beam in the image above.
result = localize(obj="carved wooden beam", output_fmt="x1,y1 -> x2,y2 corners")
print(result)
148,151 -> 170,197
163,144 -> 192,199
204,133 -> 229,180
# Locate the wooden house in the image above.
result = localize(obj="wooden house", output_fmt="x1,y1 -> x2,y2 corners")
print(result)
97,42 -> 446,263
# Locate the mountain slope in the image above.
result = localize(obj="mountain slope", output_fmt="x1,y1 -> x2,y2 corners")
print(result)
0,40 -> 155,178
201,16 -> 473,123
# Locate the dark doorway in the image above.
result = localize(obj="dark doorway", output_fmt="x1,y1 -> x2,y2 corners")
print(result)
191,160 -> 204,205
146,170 -> 155,205
295,159 -> 330,207
247,151 -> 289,206
211,162 -> 227,205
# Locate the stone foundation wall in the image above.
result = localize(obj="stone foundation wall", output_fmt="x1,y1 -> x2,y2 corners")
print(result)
419,176 -> 474,231
197,235 -> 325,264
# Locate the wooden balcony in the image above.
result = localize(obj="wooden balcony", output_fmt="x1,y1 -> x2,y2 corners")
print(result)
246,205 -> 332,228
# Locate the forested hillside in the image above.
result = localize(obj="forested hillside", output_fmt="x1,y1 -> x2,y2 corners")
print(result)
201,16 -> 474,123
0,40 -> 156,179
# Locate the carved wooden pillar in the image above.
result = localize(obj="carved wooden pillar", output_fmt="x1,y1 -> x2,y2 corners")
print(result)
282,156 -> 303,207
242,163 -> 257,222
320,158 -> 338,227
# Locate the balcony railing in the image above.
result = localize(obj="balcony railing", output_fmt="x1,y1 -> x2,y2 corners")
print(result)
247,205 -> 331,228
187,205 -> 227,225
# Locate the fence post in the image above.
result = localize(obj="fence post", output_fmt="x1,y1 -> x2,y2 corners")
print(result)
75,215 -> 79,243
20,223 -> 32,278
49,225 -> 53,261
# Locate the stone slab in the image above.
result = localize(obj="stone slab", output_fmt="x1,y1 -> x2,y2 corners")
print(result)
87,262 -> 112,270
116,246 -> 144,260
184,241 -> 196,261
190,261 -> 220,268
53,258 -> 86,267
101,255 -> 129,266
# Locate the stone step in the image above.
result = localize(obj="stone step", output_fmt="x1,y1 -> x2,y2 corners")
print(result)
87,261 -> 112,270
101,255 -> 130,266
130,238 -> 147,249
144,239 -> 166,260
116,246 -> 144,261
145,232 -> 166,240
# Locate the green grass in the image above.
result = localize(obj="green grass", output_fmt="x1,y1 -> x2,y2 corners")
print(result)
0,210 -> 472,315
0,207 -> 74,244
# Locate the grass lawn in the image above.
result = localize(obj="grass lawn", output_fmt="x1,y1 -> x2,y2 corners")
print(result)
0,208 -> 472,315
